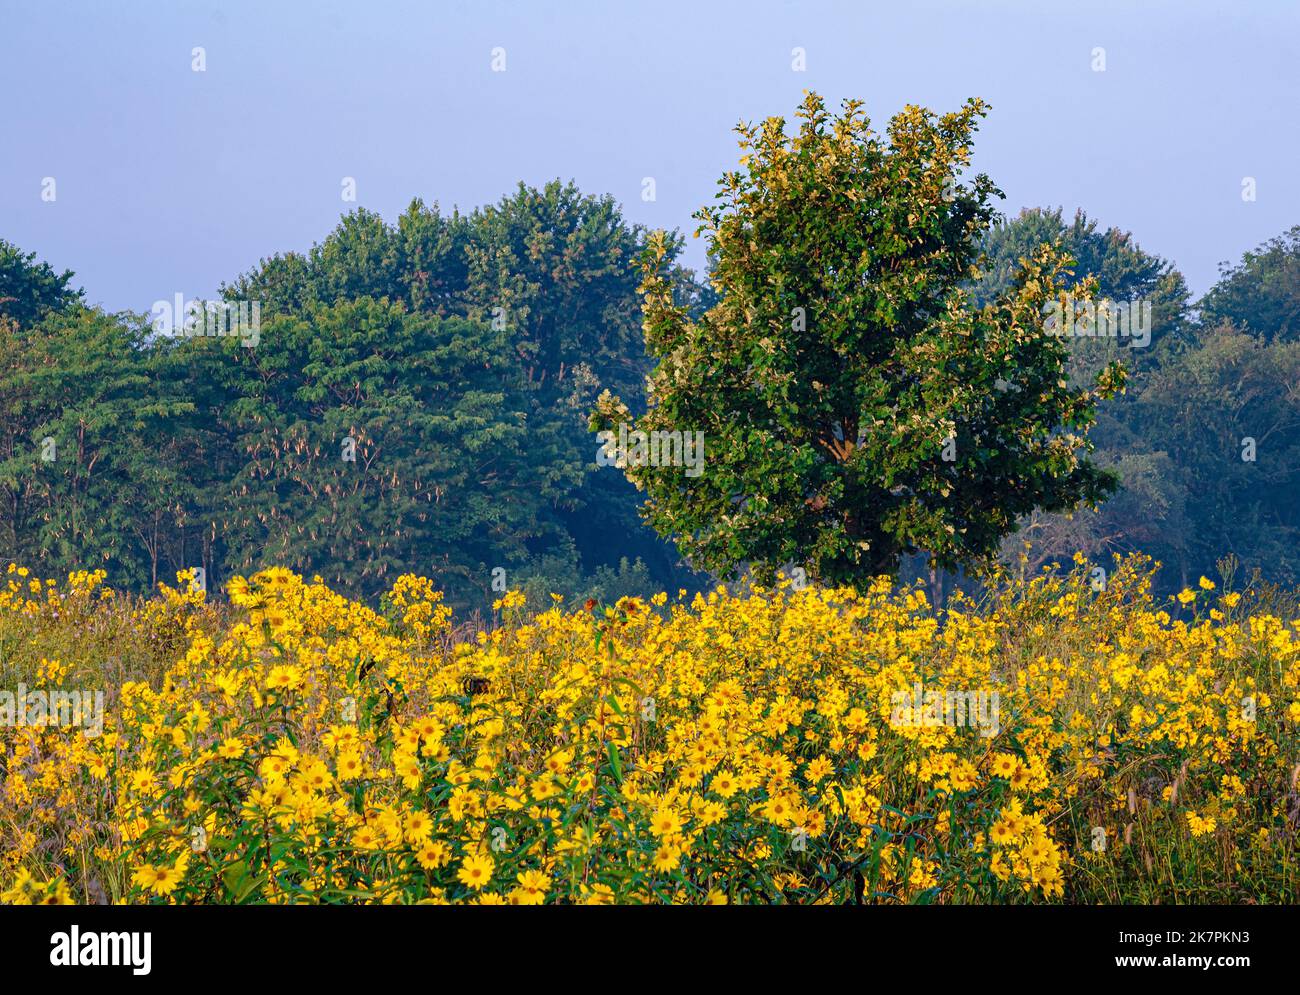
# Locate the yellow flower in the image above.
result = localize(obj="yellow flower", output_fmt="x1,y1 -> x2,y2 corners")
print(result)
651,845 -> 681,872
711,770 -> 739,798
266,665 -> 303,691
415,840 -> 452,871
515,869 -> 550,902
457,853 -> 495,890
650,806 -> 683,838
405,811 -> 433,843
991,754 -> 1018,779
4,552 -> 1296,905
336,751 -> 364,781
804,756 -> 834,783
492,590 -> 527,611
135,855 -> 188,897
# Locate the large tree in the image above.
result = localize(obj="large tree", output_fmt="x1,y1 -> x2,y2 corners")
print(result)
220,184 -> 707,603
0,306 -> 196,585
210,296 -> 559,598
594,93 -> 1123,588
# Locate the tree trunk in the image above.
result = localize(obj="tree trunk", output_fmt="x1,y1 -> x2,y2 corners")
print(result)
928,565 -> 945,610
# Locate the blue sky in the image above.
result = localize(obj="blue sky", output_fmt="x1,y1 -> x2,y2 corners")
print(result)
2,0 -> 1297,313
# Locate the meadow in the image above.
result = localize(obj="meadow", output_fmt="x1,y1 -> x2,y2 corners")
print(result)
1,556 -> 1297,905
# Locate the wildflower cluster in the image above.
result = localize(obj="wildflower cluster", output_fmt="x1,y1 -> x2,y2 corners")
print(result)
1,557 -> 1296,904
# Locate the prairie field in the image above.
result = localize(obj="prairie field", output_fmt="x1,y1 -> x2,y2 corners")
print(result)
1,556 -> 1296,905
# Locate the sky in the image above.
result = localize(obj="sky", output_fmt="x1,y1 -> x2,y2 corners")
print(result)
2,0 -> 1298,314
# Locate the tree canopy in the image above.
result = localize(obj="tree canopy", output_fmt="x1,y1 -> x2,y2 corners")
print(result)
0,154 -> 1296,604
594,93 -> 1123,587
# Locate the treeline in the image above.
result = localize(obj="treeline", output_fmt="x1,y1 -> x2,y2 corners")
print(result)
977,211 -> 1300,594
1,185 -> 1297,607
0,182 -> 709,609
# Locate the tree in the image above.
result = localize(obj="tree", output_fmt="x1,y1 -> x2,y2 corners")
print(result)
975,207 -> 1190,350
0,306 -> 196,586
458,182 -> 706,588
980,208 -> 1193,580
210,296 -> 559,602
0,239 -> 82,328
1004,449 -> 1188,581
1130,325 -> 1300,589
593,93 -> 1123,588
0,314 -> 45,564
223,185 -> 708,603
1199,225 -> 1300,343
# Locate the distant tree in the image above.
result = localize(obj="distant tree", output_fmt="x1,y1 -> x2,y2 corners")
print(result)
0,306 -> 195,585
134,335 -> 236,588
208,296 -> 561,601
976,207 -> 1190,340
459,182 -> 706,586
225,200 -> 472,318
981,208 -> 1194,581
0,239 -> 82,328
1016,323 -> 1300,593
0,315 -> 44,563
1131,325 -> 1300,589
1006,224 -> 1300,593
1005,449 -> 1188,581
222,251 -> 313,318
977,207 -> 1191,395
1199,225 -> 1300,343
595,93 -> 1123,588
223,184 -> 708,603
